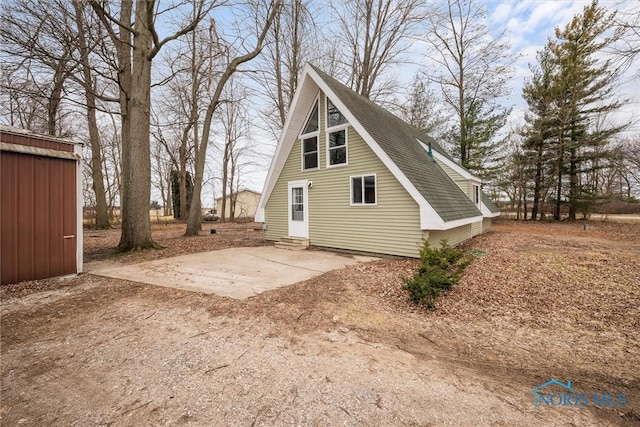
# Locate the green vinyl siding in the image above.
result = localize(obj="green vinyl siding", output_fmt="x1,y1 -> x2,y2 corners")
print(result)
483,218 -> 492,232
427,224 -> 472,247
265,92 -> 423,257
435,159 -> 471,198
471,220 -> 482,236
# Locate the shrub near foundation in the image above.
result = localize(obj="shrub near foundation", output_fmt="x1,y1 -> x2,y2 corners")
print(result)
404,239 -> 472,310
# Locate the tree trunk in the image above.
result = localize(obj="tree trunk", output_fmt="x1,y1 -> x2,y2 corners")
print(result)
458,68 -> 467,167
229,152 -> 236,221
531,143 -> 544,221
568,146 -> 578,221
273,11 -> 286,126
164,170 -> 173,217
555,162 -> 563,221
113,0 -> 132,236
184,0 -> 280,236
221,138 -> 230,223
47,63 -> 66,136
179,140 -> 188,219
119,0 -> 156,250
73,1 -> 110,229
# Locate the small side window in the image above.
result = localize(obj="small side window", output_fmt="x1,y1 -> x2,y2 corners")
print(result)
351,175 -> 376,205
473,184 -> 480,206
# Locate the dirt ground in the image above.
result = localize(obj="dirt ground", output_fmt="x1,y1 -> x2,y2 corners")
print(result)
1,220 -> 639,426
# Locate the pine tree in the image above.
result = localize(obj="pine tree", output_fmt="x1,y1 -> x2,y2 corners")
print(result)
171,170 -> 194,220
401,74 -> 447,139
521,1 -> 630,221
454,99 -> 510,181
522,48 -> 558,220
549,0 -> 628,220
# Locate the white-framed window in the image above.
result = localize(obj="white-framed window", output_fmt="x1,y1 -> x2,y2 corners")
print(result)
301,98 -> 319,171
473,184 -> 480,206
350,174 -> 377,205
291,187 -> 304,221
326,97 -> 348,167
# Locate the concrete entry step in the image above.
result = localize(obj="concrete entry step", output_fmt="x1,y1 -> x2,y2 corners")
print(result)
277,237 -> 310,249
274,241 -> 306,250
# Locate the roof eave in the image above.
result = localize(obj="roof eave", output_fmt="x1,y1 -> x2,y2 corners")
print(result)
256,65 -> 319,220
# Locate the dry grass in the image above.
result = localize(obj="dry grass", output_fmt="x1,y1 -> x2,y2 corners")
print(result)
2,218 -> 639,424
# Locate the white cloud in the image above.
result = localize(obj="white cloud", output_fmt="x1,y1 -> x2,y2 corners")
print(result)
491,2 -> 514,24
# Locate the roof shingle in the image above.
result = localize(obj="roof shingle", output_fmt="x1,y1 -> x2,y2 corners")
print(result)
311,66 -> 481,222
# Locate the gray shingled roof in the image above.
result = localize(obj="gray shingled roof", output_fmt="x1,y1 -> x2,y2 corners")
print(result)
311,66 -> 481,222
481,191 -> 501,213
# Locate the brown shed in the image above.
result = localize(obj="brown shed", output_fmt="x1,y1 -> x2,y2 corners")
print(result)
1,126 -> 83,285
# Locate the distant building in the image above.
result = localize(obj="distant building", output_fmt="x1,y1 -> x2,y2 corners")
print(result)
215,189 -> 261,220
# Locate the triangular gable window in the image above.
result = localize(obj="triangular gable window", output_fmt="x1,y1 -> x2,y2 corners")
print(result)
327,98 -> 347,128
301,99 -> 319,170
302,101 -> 319,135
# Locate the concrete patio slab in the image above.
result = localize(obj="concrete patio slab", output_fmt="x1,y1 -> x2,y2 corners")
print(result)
91,246 -> 378,299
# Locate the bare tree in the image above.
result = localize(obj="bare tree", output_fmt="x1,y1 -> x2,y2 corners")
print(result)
151,136 -> 173,217
331,0 -> 426,101
152,11 -> 223,221
258,0 -> 315,137
72,0 -> 111,228
0,70 -> 49,132
89,0 -> 210,250
1,0 -> 79,136
185,0 -> 281,235
613,2 -> 640,78
218,80 -> 250,222
1,0 -> 117,228
423,0 -> 514,175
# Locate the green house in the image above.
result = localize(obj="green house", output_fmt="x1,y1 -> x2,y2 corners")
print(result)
256,65 -> 500,258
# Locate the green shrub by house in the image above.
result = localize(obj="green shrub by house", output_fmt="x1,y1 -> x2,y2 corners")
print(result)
404,239 -> 472,310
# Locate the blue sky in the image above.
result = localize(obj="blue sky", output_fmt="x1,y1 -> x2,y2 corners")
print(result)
238,0 -> 638,199
156,1 -> 639,204
484,0 -> 639,135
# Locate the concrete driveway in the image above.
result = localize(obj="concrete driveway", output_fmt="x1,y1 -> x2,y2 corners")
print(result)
91,246 -> 377,299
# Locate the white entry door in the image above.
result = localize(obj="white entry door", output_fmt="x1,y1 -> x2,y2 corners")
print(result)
287,180 -> 308,238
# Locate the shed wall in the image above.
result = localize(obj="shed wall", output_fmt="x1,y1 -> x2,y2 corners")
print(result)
1,130 -> 81,284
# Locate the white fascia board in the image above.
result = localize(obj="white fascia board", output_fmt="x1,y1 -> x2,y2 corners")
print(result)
74,143 -> 83,273
256,66 -> 319,222
440,215 -> 484,230
308,68 -> 447,230
430,148 -> 482,183
255,205 -> 265,222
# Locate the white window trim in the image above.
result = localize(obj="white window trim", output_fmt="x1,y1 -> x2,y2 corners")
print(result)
301,135 -> 319,172
349,173 -> 378,206
473,184 -> 480,207
300,96 -> 320,172
326,124 -> 349,168
326,96 -> 348,130
325,96 -> 349,168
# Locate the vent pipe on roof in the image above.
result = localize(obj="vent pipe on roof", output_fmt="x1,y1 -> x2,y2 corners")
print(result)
428,142 -> 434,159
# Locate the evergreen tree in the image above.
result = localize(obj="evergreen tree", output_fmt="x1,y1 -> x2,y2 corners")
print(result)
445,98 -> 510,181
401,74 -> 447,139
521,1 -> 629,220
549,0 -> 628,220
522,48 -> 558,220
171,170 -> 194,220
